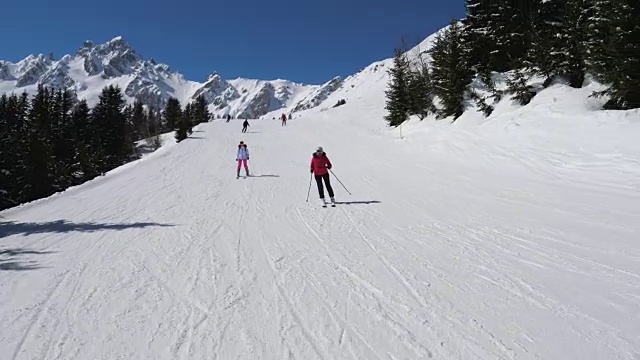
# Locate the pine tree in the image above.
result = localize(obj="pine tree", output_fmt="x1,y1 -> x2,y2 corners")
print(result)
407,58 -> 435,120
485,0 -> 537,72
163,97 -> 182,134
130,100 -> 146,141
24,85 -> 55,201
70,99 -> 98,181
588,0 -> 640,109
529,0 -> 588,88
49,89 -> 77,189
122,103 -> 133,142
384,48 -> 412,126
506,68 -> 537,105
0,85 -> 180,209
146,107 -> 158,137
585,0 -> 614,70
192,95 -> 211,125
429,21 -> 473,120
183,102 -> 195,135
463,0 -> 494,75
92,85 -> 135,171
163,98 -> 187,142
0,93 -> 29,208
145,107 -> 162,149
0,94 -> 12,209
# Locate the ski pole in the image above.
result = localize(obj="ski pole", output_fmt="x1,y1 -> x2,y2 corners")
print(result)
329,169 -> 351,195
305,173 -> 313,202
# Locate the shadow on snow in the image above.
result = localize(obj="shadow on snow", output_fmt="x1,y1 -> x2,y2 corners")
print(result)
0,220 -> 174,238
0,248 -> 56,271
334,200 -> 382,205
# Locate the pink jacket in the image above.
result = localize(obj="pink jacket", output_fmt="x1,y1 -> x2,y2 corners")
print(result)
310,152 -> 332,175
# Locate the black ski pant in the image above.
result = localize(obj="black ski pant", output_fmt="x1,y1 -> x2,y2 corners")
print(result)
242,126 -> 248,133
315,173 -> 334,199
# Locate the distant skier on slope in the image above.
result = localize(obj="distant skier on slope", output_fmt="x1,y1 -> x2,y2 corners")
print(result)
226,114 -> 231,123
242,119 -> 249,133
310,146 -> 335,206
236,141 -> 250,177
281,113 -> 287,126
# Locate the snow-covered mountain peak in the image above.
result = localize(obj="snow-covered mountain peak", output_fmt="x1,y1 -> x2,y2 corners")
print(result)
13,54 -> 53,87
0,37 -> 347,117
78,40 -> 95,54
207,71 -> 221,81
108,35 -> 126,45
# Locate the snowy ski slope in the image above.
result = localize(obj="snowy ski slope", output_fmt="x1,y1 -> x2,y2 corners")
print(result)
1,79 -> 640,359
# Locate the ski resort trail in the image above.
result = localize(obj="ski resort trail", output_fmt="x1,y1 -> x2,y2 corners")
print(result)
1,113 -> 639,360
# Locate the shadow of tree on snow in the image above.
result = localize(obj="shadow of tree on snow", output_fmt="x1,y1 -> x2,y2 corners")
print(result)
0,248 -> 55,271
0,220 -> 174,238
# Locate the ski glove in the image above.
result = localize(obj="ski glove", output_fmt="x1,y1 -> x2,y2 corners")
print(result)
310,169 -> 314,173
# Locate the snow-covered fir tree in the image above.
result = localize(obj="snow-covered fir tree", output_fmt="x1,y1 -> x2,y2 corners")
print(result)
462,0 -> 493,75
92,85 -> 135,170
529,0 -> 589,88
384,48 -> 412,127
406,59 -> 435,120
429,21 -> 472,120
0,82 -> 199,210
587,0 -> 640,109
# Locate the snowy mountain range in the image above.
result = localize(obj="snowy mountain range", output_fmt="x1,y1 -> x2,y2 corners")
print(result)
0,36 -> 345,118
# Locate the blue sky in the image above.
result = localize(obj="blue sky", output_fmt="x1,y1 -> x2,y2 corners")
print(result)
0,0 -> 464,84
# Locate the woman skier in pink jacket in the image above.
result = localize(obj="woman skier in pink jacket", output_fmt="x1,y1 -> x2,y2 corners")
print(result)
310,147 -> 335,206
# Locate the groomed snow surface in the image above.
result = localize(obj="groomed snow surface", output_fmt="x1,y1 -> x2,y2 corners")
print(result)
1,83 -> 640,360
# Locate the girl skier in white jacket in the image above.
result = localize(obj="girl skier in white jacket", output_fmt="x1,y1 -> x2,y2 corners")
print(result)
236,141 -> 250,177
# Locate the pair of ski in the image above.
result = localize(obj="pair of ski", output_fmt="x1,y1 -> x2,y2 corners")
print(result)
321,200 -> 337,208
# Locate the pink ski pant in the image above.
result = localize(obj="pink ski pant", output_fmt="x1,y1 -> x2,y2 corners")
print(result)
237,159 -> 249,172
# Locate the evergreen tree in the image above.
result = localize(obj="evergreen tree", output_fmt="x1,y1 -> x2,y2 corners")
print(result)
481,0 -> 537,72
463,0 -> 494,75
130,100 -> 147,141
192,94 -> 211,125
122,103 -> 133,142
183,102 -> 195,135
384,48 -> 412,126
506,68 -> 537,105
0,93 -> 29,208
588,0 -> 640,109
407,58 -> 435,120
49,89 -> 77,189
530,0 -> 588,88
70,99 -> 99,181
22,85 -> 57,201
145,107 -> 162,149
163,98 -> 187,142
429,21 -> 473,120
163,97 -> 181,132
92,85 -> 135,171
146,107 -> 158,137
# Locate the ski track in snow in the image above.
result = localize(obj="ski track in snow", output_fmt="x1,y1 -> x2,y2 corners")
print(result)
1,112 -> 639,360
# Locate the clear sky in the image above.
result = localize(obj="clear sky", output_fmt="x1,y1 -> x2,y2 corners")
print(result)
0,0 -> 464,84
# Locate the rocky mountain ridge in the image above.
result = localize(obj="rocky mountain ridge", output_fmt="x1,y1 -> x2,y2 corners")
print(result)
0,36 -> 344,118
